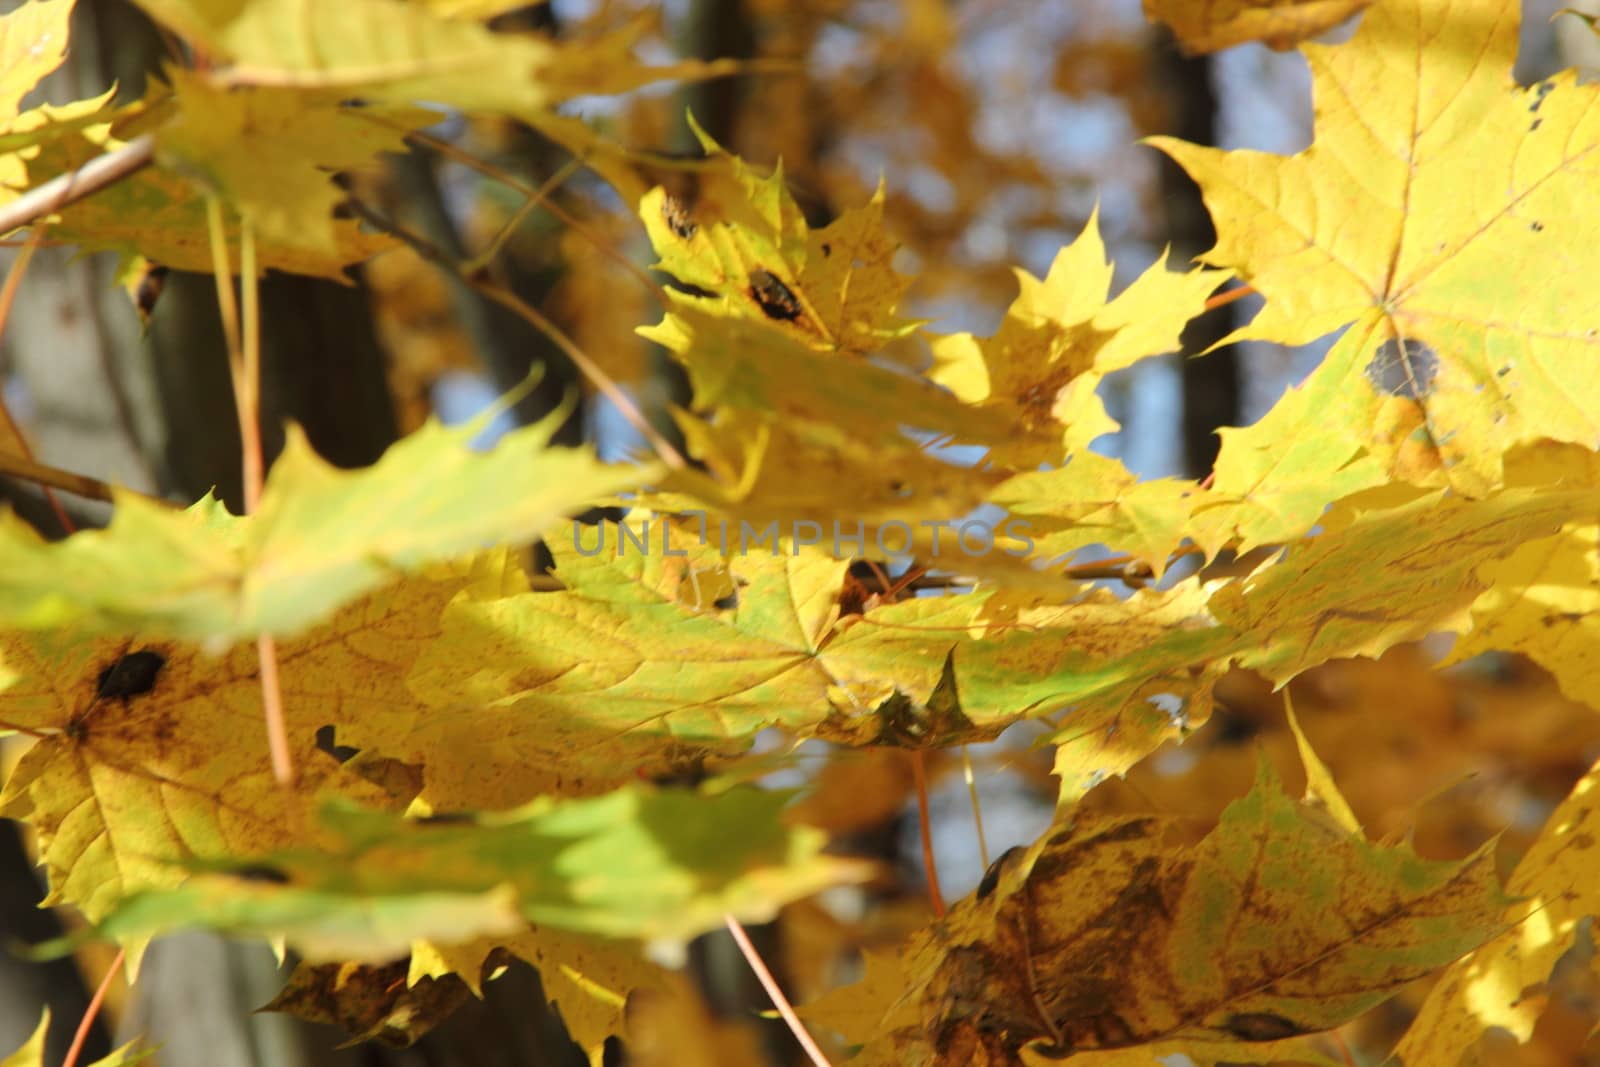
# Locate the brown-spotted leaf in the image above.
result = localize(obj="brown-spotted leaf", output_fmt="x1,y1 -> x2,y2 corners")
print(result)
0,558 -> 507,922
843,760 -> 1507,1064
262,957 -> 479,1048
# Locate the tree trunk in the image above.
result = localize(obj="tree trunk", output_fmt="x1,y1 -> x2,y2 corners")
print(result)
1150,36 -> 1240,479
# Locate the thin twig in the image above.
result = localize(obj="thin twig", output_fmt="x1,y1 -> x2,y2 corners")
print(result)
63,947 -> 125,1067
0,136 -> 154,237
723,914 -> 832,1067
386,121 -> 671,304
343,195 -> 687,471
463,155 -> 585,274
0,450 -> 173,508
911,750 -> 946,917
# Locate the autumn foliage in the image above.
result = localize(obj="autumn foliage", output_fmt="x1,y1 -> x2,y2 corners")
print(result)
3,0 -> 1600,1064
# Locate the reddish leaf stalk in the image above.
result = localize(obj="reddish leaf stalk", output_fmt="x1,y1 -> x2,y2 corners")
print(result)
63,947 -> 124,1067
723,914 -> 832,1067
1203,282 -> 1256,311
207,202 -> 291,784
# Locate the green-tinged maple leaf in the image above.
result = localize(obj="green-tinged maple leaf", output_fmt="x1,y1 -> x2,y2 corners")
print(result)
0,556 -> 515,921
830,760 -> 1505,1065
928,210 -> 1226,466
1143,0 -> 1371,54
400,522 -> 861,809
1153,0 -> 1600,494
0,412 -> 649,642
841,444 -> 1600,802
1,1010 -> 151,1067
127,0 -> 735,114
1395,756 -> 1600,1065
94,785 -> 860,956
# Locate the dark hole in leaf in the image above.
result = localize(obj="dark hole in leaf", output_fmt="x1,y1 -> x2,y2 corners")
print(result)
1531,220 -> 1545,232
749,268 -> 802,321
1224,1011 -> 1306,1041
1364,337 -> 1439,400
96,650 -> 166,702
315,725 -> 360,763
602,1035 -> 627,1067
230,864 -> 291,885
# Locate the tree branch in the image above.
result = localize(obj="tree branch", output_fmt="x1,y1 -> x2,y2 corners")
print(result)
0,136 -> 155,237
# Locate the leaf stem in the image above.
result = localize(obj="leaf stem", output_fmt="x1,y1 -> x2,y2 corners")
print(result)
1203,282 -> 1256,312
723,913 -> 832,1067
911,750 -> 946,918
207,203 -> 291,784
240,220 -> 263,512
257,632 -> 294,786
0,136 -> 154,238
63,947 -> 124,1067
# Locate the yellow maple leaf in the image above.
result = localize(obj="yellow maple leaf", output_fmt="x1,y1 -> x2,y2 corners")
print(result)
1143,0 -> 1371,54
155,70 -> 423,259
0,1009 -> 147,1067
0,0 -> 72,126
411,927 -> 673,1066
0,560 -> 499,922
1396,757 -> 1600,1064
929,209 -> 1226,467
1153,0 -> 1600,494
641,127 -> 915,356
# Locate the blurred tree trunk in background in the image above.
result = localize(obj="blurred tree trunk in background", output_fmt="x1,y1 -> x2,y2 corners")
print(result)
1151,38 -> 1239,479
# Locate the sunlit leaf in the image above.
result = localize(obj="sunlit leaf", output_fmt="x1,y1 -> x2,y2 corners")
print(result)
1153,0 -> 1600,494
